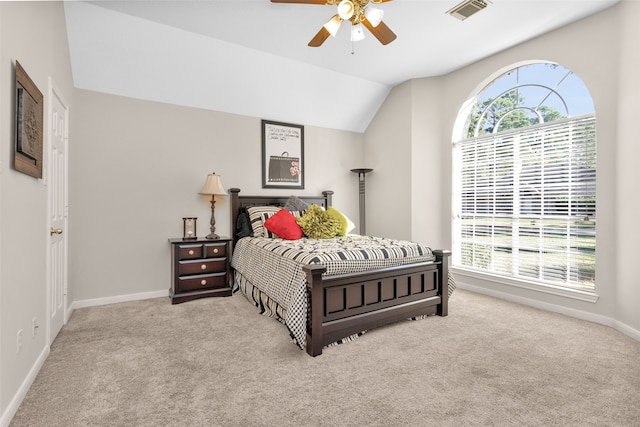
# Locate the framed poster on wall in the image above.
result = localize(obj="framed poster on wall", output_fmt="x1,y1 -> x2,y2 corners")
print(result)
261,119 -> 304,189
15,61 -> 44,179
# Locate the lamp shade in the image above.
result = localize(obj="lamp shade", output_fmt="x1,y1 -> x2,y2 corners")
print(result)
365,6 -> 384,27
199,173 -> 227,196
323,15 -> 343,36
351,23 -> 365,42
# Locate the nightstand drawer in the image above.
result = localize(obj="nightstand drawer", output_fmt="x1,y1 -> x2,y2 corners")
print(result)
179,258 -> 227,275
177,272 -> 227,292
204,243 -> 227,258
177,244 -> 203,260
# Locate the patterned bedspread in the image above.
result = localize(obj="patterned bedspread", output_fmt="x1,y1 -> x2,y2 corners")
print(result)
231,235 -> 436,349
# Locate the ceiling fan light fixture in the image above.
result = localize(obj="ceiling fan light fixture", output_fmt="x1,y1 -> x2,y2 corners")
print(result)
350,23 -> 365,41
364,6 -> 384,27
323,14 -> 343,36
337,0 -> 355,20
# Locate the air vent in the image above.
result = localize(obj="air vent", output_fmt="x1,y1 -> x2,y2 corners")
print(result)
447,0 -> 489,21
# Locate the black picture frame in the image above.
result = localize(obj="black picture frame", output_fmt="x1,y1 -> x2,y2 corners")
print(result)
14,61 -> 44,179
261,119 -> 304,189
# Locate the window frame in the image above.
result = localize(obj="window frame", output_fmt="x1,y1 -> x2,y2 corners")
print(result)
451,63 -> 597,301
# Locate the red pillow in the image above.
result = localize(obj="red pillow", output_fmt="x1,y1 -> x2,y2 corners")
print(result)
263,209 -> 304,240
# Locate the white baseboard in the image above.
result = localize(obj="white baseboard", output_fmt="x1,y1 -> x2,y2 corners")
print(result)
0,346 -> 50,427
612,318 -> 640,342
65,303 -> 74,324
457,282 -> 640,343
71,289 -> 169,310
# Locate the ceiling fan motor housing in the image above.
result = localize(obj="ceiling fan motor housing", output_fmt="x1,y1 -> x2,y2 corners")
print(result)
337,0 -> 378,24
338,1 -> 355,20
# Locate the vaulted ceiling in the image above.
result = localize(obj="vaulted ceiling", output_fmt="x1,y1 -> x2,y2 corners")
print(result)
64,0 -> 619,132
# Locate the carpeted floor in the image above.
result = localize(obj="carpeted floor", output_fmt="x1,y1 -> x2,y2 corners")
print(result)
10,289 -> 640,427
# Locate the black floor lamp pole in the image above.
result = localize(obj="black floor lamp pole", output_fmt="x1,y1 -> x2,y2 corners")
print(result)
351,168 -> 373,235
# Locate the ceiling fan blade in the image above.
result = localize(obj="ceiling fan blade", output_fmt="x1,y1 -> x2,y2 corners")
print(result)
271,0 -> 329,4
362,18 -> 397,45
308,27 -> 331,47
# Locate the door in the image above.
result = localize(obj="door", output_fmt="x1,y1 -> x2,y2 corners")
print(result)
48,82 -> 68,345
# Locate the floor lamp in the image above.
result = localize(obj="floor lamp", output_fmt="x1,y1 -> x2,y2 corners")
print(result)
350,168 -> 373,235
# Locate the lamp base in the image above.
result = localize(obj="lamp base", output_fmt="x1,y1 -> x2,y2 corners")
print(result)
205,232 -> 220,240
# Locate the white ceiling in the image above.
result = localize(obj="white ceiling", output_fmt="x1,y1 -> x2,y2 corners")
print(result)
64,0 -> 619,132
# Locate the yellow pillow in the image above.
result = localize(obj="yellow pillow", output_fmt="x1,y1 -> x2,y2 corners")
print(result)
297,204 -> 340,239
326,207 -> 349,236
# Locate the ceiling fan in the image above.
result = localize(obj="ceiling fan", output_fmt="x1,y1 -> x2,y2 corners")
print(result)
271,0 -> 397,47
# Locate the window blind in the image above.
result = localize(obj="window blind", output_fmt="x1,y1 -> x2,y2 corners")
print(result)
453,114 -> 596,290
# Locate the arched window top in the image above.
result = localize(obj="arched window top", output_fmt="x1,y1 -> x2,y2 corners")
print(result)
465,63 -> 594,138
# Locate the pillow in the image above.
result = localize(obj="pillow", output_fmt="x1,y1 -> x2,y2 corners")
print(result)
236,209 -> 253,238
247,206 -> 302,238
284,195 -> 310,212
344,214 -> 356,234
263,209 -> 304,240
326,207 -> 351,236
296,204 -> 341,239
247,206 -> 281,237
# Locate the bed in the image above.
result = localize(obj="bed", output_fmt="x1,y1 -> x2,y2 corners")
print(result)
229,188 -> 452,356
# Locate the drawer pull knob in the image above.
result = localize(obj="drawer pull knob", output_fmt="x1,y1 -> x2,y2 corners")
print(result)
188,250 -> 195,255
201,280 -> 207,286
213,248 -> 219,254
201,264 -> 207,270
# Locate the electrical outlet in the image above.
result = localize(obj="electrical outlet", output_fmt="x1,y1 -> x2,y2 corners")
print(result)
17,329 -> 23,353
32,318 -> 39,337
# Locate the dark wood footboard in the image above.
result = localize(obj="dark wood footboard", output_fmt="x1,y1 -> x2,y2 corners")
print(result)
303,250 -> 451,356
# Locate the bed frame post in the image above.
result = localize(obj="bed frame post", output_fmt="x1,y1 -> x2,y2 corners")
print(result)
433,249 -> 451,317
303,264 -> 327,357
229,188 -> 241,249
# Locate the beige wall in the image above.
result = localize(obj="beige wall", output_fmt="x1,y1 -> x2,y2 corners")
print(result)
613,0 -> 640,333
69,90 -> 364,302
363,76 -> 449,249
364,81 -> 413,240
365,1 -> 639,335
410,77 -> 448,249
0,0 -> 75,421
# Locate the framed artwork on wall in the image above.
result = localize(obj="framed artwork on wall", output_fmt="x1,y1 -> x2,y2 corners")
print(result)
261,119 -> 304,189
14,61 -> 44,179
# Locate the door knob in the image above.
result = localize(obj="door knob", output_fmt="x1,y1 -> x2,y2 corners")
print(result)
50,228 -> 63,235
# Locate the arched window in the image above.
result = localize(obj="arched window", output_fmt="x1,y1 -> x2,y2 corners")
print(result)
452,62 -> 596,291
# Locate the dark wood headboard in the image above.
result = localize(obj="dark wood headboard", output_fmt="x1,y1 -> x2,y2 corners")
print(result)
229,188 -> 333,248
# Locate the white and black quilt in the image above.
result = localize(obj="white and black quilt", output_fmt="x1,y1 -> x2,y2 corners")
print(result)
231,235 -> 437,349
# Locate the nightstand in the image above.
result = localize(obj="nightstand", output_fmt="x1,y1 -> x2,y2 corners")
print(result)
169,237 -> 232,304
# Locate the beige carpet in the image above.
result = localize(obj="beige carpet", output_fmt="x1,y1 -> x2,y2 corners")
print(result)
10,289 -> 640,427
